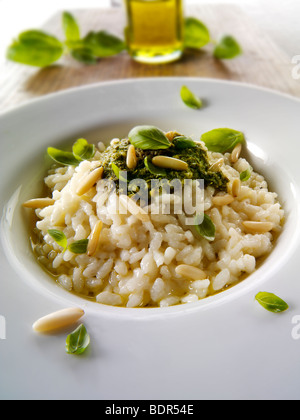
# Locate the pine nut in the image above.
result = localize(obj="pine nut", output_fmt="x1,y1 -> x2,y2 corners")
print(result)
165,131 -> 180,142
32,308 -> 85,333
119,194 -> 150,222
23,198 -> 55,208
242,221 -> 273,233
76,166 -> 103,196
126,145 -> 137,170
231,143 -> 242,163
110,138 -> 120,146
87,220 -> 103,256
212,194 -> 235,206
209,158 -> 224,172
175,264 -> 206,280
231,178 -> 241,197
152,156 -> 188,171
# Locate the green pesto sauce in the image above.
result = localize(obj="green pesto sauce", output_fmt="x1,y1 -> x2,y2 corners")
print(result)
97,138 -> 229,192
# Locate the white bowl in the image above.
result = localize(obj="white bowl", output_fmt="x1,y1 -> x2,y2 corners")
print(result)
1,78 -> 300,399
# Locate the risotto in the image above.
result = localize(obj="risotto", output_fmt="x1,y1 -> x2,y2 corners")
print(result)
23,126 -> 284,308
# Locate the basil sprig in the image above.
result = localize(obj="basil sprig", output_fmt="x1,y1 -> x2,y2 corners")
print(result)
7,13 -> 242,68
128,126 -> 170,150
201,128 -> 245,153
180,86 -> 203,110
66,324 -> 90,355
48,230 -> 89,254
194,213 -> 216,242
7,12 -> 125,67
213,35 -> 242,60
255,292 -> 289,313
47,138 -> 95,166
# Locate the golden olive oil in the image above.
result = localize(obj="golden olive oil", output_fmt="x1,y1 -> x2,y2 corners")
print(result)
125,0 -> 184,63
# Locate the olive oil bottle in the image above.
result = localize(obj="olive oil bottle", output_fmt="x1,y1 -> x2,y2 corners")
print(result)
124,0 -> 184,63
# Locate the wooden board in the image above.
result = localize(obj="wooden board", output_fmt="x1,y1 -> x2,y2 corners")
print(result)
1,4 -> 299,113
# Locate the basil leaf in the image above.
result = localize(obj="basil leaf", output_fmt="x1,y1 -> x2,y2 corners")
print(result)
62,11 -> 80,41
173,136 -> 196,150
255,292 -> 289,313
201,128 -> 245,153
214,35 -> 242,59
66,324 -> 90,355
144,156 -> 167,176
112,162 -> 120,178
195,214 -> 216,241
6,30 -> 64,67
184,17 -> 210,49
82,31 -> 126,57
71,48 -> 98,64
128,126 -> 170,150
240,167 -> 252,182
68,239 -> 89,254
47,147 -> 80,166
111,163 -> 128,183
48,229 -> 68,251
180,86 -> 202,110
72,138 -> 95,161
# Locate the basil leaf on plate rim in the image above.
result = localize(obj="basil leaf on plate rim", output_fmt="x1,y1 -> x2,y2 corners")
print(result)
65,324 -> 90,355
255,292 -> 289,313
180,85 -> 203,110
